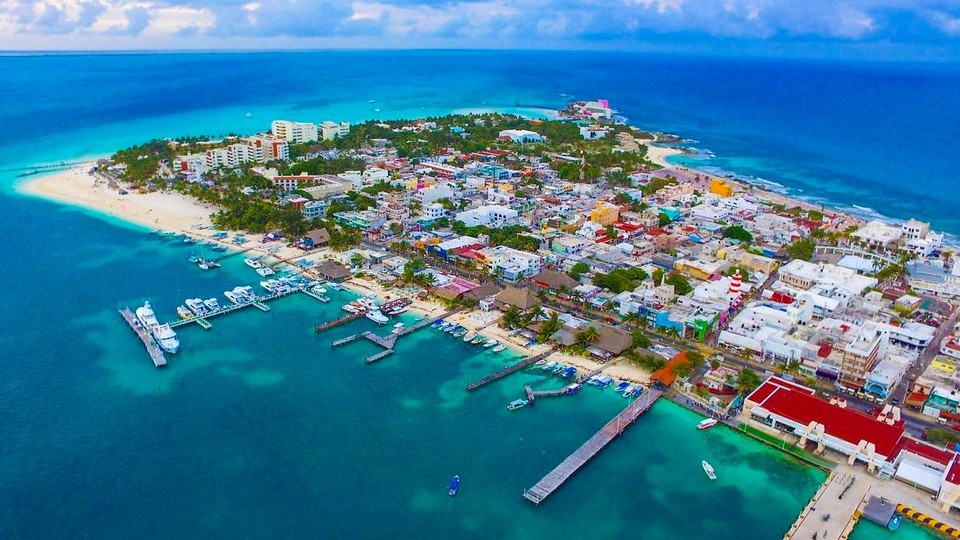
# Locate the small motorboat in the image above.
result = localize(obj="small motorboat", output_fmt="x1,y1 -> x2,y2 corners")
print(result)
616,381 -> 630,392
448,475 -> 460,497
470,335 -> 485,345
702,460 -> 717,481
507,399 -> 528,411
698,418 -> 718,431
561,366 -> 577,378
177,306 -> 193,319
888,514 -> 902,531
492,344 -> 506,353
483,339 -> 498,348
463,332 -> 476,342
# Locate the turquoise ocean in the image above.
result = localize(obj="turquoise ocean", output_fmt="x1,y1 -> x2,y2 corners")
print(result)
1,50 -> 955,538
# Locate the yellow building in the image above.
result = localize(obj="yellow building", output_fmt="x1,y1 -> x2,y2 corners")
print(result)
590,201 -> 620,226
710,178 -> 734,197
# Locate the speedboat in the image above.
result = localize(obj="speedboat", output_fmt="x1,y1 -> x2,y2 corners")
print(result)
698,418 -> 718,431
188,255 -> 200,263
452,327 -> 468,338
507,399 -> 528,411
177,306 -> 193,319
391,323 -> 405,335
622,385 -> 634,397
541,361 -> 557,370
702,460 -> 717,481
564,383 -> 581,395
492,344 -> 506,353
203,258 -> 221,269
551,363 -> 566,374
256,266 -> 275,277
448,475 -> 460,497
366,310 -> 389,324
244,257 -> 263,269
153,323 -> 180,354
561,366 -> 577,378
463,332 -> 477,343
470,335 -> 485,345
445,324 -> 459,334
431,319 -> 445,328
616,381 -> 630,392
203,298 -> 220,311
483,339 -> 498,348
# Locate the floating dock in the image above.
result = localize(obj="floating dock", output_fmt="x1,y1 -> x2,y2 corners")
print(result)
465,348 -> 556,391
169,286 -> 308,329
119,308 -> 167,368
332,334 -> 360,347
303,289 -> 330,303
522,388 -> 663,505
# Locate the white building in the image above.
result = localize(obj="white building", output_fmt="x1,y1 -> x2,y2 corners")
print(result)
455,205 -> 519,228
421,203 -> 446,222
320,120 -> 350,141
774,260 -> 878,316
271,120 -> 319,143
853,220 -> 902,248
907,261 -> 960,299
498,129 -> 543,144
478,245 -> 543,283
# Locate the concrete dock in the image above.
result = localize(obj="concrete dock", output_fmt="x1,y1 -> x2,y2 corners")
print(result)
119,308 -> 167,368
783,470 -> 871,540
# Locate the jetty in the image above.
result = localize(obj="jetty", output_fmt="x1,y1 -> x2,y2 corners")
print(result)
465,348 -> 556,391
783,470 -> 870,540
119,308 -> 167,368
525,384 -> 576,403
314,311 -> 365,332
365,350 -> 395,364
522,388 -> 663,505
332,334 -> 360,347
169,286 -> 311,330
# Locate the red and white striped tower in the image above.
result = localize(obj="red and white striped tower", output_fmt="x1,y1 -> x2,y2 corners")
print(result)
728,271 -> 743,298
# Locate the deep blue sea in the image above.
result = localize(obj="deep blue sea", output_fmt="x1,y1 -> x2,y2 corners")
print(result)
0,50 -> 954,538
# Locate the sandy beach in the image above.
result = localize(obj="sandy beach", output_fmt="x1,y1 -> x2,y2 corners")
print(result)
645,143 -> 683,168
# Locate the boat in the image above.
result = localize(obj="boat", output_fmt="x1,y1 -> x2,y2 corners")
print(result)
153,323 -> 180,354
628,386 -> 644,398
551,363 -> 566,374
391,323 -> 405,335
702,460 -> 717,481
177,306 -> 193,319
888,514 -> 902,531
432,319 -> 444,328
483,339 -> 498,348
541,361 -> 557,370
621,385 -> 634,397
492,344 -> 506,353
188,255 -> 200,263
452,327 -> 468,338
616,381 -> 630,392
198,260 -> 210,271
256,266 -> 275,277
534,359 -> 547,366
507,399 -> 529,411
202,258 -> 220,269
326,282 -> 344,291
698,418 -> 718,431
366,310 -> 389,325
561,366 -> 577,378
135,301 -> 179,354
244,257 -> 263,269
448,475 -> 460,497
462,332 -> 477,343
183,237 -> 196,244
470,335 -> 485,345
260,280 -> 280,293
564,383 -> 581,395
342,302 -> 361,314
224,290 -> 241,305
185,298 -> 207,316
444,323 -> 459,334
203,298 -> 220,311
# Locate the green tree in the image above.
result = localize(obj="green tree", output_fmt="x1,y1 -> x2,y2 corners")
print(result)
568,262 -> 590,280
350,253 -> 365,268
786,238 -> 816,261
664,272 -> 693,295
736,368 -> 763,393
575,326 -> 601,346
652,268 -> 665,286
722,225 -> 753,244
925,428 -> 960,447
502,306 -> 522,329
631,330 -> 652,350
657,212 -> 672,227
537,312 -> 563,343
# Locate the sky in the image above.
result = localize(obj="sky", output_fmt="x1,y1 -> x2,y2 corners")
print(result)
1,0 -> 959,60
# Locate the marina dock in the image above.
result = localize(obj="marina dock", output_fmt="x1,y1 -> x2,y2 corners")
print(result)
314,312 -> 365,332
522,388 -> 663,505
365,350 -> 395,364
525,384 -> 575,403
328,308 -> 466,364
465,348 -> 556,391
783,470 -> 870,540
169,286 -> 309,329
119,308 -> 167,368
332,334 -> 360,347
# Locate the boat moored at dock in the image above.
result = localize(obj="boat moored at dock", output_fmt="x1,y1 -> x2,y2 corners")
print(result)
135,301 -> 179,354
697,418 -> 718,430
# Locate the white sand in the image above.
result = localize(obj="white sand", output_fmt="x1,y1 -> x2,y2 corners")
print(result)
645,143 -> 682,168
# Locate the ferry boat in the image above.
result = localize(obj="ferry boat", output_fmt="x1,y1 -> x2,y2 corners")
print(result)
507,399 -> 529,411
256,266 -> 275,277
697,418 -> 718,431
702,460 -> 717,481
244,257 -> 263,269
492,344 -> 506,353
366,310 -> 389,325
448,475 -> 460,497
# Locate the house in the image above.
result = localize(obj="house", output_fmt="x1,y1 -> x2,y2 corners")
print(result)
498,129 -> 544,144
297,228 -> 330,250
313,260 -> 351,282
455,205 -> 519,228
591,326 -> 633,359
494,285 -> 540,310
651,352 -> 691,387
530,270 -> 579,292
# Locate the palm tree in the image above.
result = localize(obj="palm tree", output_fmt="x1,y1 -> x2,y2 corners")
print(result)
502,306 -> 522,329
576,326 -> 601,346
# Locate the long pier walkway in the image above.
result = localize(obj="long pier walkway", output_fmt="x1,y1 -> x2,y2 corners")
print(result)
522,388 -> 663,505
314,312 -> 365,332
169,287 -> 309,329
784,469 -> 870,540
119,308 -> 167,368
465,348 -> 557,391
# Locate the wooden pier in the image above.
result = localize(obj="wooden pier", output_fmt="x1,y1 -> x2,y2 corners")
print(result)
522,388 -> 663,505
119,308 -> 167,368
362,330 -> 398,349
365,350 -> 395,364
465,348 -> 556,391
169,286 -> 306,329
314,311 -> 365,332
332,334 -> 360,347
525,384 -> 575,402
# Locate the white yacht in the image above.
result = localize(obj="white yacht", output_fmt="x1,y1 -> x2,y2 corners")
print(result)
366,310 -> 389,325
185,298 -> 206,316
224,290 -> 241,305
702,460 -> 717,481
244,257 -> 263,269
135,301 -> 179,353
256,266 -> 275,277
203,298 -> 220,311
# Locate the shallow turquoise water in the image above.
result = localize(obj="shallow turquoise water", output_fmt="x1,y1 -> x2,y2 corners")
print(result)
0,194 -> 827,537
851,519 -> 939,540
